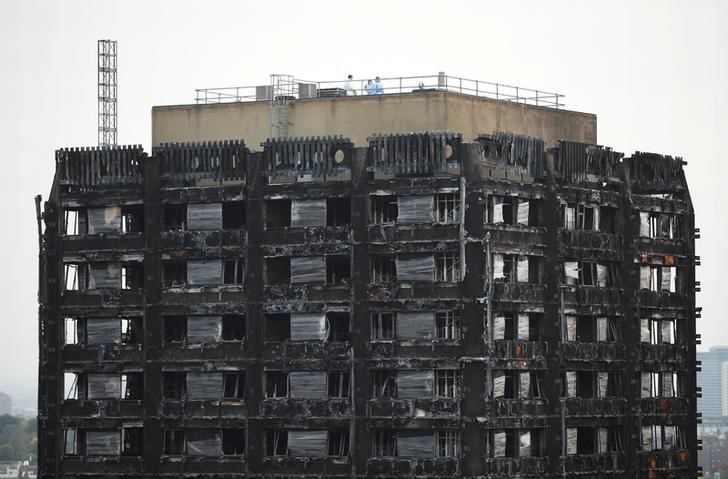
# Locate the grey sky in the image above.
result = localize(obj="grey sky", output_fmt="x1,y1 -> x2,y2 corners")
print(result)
0,0 -> 725,406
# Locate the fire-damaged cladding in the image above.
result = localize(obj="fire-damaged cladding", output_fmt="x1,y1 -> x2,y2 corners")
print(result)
262,135 -> 353,179
38,122 -> 697,479
368,131 -> 462,175
477,132 -> 546,178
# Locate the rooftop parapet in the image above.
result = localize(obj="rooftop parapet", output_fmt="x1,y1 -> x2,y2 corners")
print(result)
55,145 -> 144,188
154,139 -> 247,183
367,131 -> 462,176
553,140 -> 624,186
262,136 -> 353,180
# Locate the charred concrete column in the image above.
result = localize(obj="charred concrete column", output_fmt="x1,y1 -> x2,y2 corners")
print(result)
461,143 -> 486,476
350,147 -> 370,477
245,151 -> 265,473
543,151 -> 564,478
38,199 -> 61,479
143,151 -> 162,475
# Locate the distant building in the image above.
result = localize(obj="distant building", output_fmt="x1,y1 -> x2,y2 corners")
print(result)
698,347 -> 728,418
0,391 -> 11,416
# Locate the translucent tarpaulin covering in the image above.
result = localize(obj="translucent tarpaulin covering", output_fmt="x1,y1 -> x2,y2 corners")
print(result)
517,256 -> 529,283
493,371 -> 505,398
290,256 -> 326,284
493,430 -> 506,457
87,374 -> 121,399
186,429 -> 221,456
597,372 -> 608,398
517,201 -> 529,226
640,211 -> 650,237
87,207 -> 121,234
188,260 -> 222,285
598,428 -> 608,453
86,430 -> 120,455
591,206 -> 601,231
89,263 -> 121,289
187,316 -> 222,343
397,370 -> 433,398
186,372 -> 223,400
661,321 -> 673,344
396,255 -> 434,282
492,199 -> 504,224
642,426 -> 653,450
518,314 -> 529,340
640,266 -> 651,289
566,428 -> 577,455
397,432 -> 434,458
398,312 -> 434,340
597,317 -> 608,342
290,314 -> 327,341
492,254 -> 504,280
641,372 -> 651,398
519,430 -> 531,457
291,200 -> 326,228
519,372 -> 531,398
565,315 -> 576,342
597,264 -> 608,287
493,315 -> 505,340
564,206 -> 575,229
398,195 -> 434,224
662,372 -> 673,397
187,203 -> 222,231
289,371 -> 327,399
566,371 -> 576,397
640,319 -> 650,343
564,261 -> 578,285
87,318 -> 121,344
661,267 -> 673,291
288,430 -> 327,456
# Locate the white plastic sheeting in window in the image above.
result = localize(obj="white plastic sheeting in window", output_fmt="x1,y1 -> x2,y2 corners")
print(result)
86,431 -> 121,455
566,371 -> 577,397
187,316 -> 222,343
640,212 -> 650,237
289,371 -> 327,399
597,372 -> 608,398
517,314 -> 529,340
564,206 -> 576,229
187,203 -> 222,231
492,254 -> 504,280
396,255 -> 434,282
640,319 -> 651,343
493,371 -> 505,398
290,314 -> 327,341
87,374 -> 121,399
597,317 -> 608,342
397,431 -> 434,458
291,200 -> 326,228
397,370 -> 433,398
661,321 -> 673,344
598,428 -> 608,453
186,372 -> 223,400
493,431 -> 506,457
641,372 -> 651,398
564,261 -> 578,285
517,256 -> 529,282
597,264 -> 608,287
566,428 -> 577,455
288,430 -> 327,456
89,263 -> 121,289
87,207 -> 121,234
519,430 -> 531,457
662,267 -> 674,292
188,260 -> 222,285
519,372 -> 531,398
565,315 -> 576,342
662,373 -> 673,397
517,201 -> 529,226
186,429 -> 221,456
640,266 -> 651,290
642,426 -> 653,450
492,199 -> 504,224
398,312 -> 434,340
86,318 -> 121,344
493,315 -> 505,340
290,256 -> 326,284
398,196 -> 434,224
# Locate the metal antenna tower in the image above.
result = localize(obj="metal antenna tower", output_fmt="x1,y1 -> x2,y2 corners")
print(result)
98,40 -> 118,147
270,74 -> 294,138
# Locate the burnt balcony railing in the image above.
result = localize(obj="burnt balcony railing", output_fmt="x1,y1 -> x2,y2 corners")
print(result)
562,452 -> 625,473
559,229 -> 622,261
482,457 -> 548,476
56,145 -> 144,187
488,340 -> 548,360
366,457 -> 460,477
561,342 -> 625,362
156,140 -> 246,182
561,398 -> 627,417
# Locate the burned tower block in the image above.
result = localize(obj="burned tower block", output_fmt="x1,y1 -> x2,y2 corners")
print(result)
39,125 -> 697,476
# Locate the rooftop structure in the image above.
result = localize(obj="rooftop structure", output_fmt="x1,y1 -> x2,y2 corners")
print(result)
37,76 -> 698,478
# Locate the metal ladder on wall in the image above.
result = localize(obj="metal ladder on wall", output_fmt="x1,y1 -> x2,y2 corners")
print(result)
270,74 -> 295,138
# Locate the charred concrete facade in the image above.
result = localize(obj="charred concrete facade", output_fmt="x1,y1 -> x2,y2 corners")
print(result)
39,108 -> 698,478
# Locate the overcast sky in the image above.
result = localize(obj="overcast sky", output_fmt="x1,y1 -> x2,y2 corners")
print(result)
0,0 -> 725,407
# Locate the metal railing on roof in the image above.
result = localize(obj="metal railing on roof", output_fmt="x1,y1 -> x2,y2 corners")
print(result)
195,73 -> 564,108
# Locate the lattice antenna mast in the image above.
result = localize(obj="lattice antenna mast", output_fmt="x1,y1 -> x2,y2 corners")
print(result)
98,40 -> 118,147
270,74 -> 294,138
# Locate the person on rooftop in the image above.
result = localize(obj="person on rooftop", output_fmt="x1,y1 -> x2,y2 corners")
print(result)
374,76 -> 384,94
364,79 -> 376,95
344,74 -> 357,96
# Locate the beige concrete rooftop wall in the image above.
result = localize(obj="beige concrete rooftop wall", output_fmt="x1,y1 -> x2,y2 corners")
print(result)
151,91 -> 596,148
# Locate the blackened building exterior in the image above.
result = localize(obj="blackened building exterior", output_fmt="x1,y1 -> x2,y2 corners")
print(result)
38,91 -> 698,478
